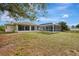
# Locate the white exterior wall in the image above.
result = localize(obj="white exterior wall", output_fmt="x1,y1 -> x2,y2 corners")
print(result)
5,25 -> 16,32
5,24 -> 61,32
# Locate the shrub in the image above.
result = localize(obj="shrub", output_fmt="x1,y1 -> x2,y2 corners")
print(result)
58,21 -> 70,31
0,26 -> 5,31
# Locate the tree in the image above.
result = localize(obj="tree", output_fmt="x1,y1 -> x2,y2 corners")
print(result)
71,25 -> 75,28
0,25 -> 5,31
76,24 -> 79,28
0,3 -> 47,21
58,21 -> 69,31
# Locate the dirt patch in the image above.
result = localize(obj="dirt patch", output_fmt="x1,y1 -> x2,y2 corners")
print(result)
64,49 -> 79,56
0,44 -> 16,56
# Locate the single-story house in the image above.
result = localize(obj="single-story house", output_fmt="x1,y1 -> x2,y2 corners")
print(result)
5,22 -> 61,32
70,28 -> 79,31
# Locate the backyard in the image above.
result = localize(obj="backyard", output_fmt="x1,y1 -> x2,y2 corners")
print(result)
0,31 -> 79,56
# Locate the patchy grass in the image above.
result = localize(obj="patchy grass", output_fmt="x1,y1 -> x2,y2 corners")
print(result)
0,32 -> 79,56
0,31 -> 16,35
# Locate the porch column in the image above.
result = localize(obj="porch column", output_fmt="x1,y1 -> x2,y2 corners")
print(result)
53,24 -> 54,32
24,26 -> 25,31
29,25 -> 31,31
16,25 -> 18,32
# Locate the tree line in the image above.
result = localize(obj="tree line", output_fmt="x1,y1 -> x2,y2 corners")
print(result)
71,24 -> 79,28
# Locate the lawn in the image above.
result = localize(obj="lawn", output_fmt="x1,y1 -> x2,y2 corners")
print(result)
0,31 -> 79,56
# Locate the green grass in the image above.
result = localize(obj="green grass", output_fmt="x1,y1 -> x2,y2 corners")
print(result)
0,31 -> 16,34
0,31 -> 79,56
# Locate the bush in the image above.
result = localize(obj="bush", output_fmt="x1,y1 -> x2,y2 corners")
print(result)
58,21 -> 69,31
76,24 -> 79,28
0,26 -> 5,31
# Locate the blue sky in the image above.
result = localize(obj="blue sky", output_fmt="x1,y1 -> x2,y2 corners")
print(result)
36,3 -> 79,26
0,3 -> 79,26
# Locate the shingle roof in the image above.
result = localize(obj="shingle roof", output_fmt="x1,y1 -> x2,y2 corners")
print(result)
6,22 -> 39,26
5,22 -> 61,27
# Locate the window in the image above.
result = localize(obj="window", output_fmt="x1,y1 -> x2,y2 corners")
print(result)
25,26 -> 29,30
31,26 -> 34,30
18,25 -> 24,31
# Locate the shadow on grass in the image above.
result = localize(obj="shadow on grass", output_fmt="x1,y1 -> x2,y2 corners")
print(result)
66,31 -> 79,33
0,31 -> 16,34
37,31 -> 57,35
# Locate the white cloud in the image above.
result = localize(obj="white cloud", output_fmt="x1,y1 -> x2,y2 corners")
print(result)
0,11 -> 15,22
62,14 -> 69,18
36,17 -> 61,24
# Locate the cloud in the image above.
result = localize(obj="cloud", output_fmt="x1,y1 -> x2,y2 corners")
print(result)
36,17 -> 61,24
46,4 -> 72,18
62,14 -> 69,18
0,11 -> 15,22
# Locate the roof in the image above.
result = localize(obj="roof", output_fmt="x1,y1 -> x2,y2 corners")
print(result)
40,23 -> 53,25
5,22 -> 61,27
5,22 -> 39,26
15,22 -> 38,26
40,22 -> 61,26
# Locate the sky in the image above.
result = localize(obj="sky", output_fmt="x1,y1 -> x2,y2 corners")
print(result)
0,3 -> 79,26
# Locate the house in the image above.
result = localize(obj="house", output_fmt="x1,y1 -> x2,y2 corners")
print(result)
70,28 -> 79,31
5,22 -> 61,32
40,23 -> 61,32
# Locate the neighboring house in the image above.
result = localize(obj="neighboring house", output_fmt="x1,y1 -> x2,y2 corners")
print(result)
69,26 -> 79,31
5,22 -> 61,32
70,28 -> 79,31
